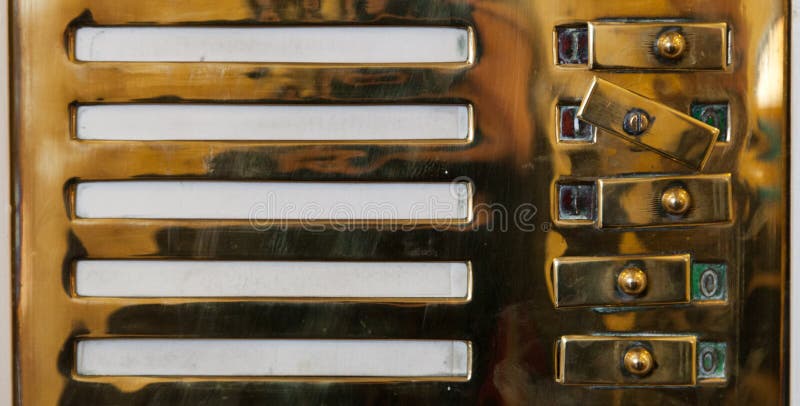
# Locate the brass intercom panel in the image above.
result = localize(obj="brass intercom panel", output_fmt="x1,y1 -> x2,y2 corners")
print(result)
11,0 -> 789,404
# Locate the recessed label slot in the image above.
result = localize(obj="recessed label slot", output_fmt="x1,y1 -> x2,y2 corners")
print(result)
74,181 -> 473,221
74,26 -> 473,63
75,104 -> 472,142
75,339 -> 471,378
74,260 -> 471,300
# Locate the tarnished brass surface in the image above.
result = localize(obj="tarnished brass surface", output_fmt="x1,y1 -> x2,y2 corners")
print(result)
11,0 -> 788,405
553,254 -> 691,308
556,335 -> 697,386
589,22 -> 729,70
578,78 -> 719,169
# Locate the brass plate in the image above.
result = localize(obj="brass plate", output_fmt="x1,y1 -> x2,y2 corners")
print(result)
11,0 -> 788,404
589,22 -> 729,70
597,174 -> 732,228
578,78 -> 719,169
553,254 -> 691,308
556,335 -> 696,386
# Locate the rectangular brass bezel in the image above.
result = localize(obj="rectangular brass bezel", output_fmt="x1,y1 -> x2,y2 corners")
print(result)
553,254 -> 691,308
588,21 -> 728,70
556,335 -> 697,386
597,174 -> 732,229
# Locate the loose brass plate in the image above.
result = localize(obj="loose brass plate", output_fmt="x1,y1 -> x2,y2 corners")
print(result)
11,0 -> 788,404
578,78 -> 719,169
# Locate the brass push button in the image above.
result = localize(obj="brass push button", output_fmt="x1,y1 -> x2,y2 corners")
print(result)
578,78 -> 720,170
661,185 -> 692,216
552,254 -> 690,308
555,336 -> 696,386
588,22 -> 728,70
655,30 -> 687,60
617,266 -> 648,296
623,347 -> 654,376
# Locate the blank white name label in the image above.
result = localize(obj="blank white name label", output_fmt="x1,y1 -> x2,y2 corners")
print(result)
74,181 -> 472,221
74,26 -> 472,63
76,339 -> 471,378
75,260 -> 470,300
75,105 -> 472,142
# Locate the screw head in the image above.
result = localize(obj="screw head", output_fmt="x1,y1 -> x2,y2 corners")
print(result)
656,30 -> 687,59
661,185 -> 692,216
623,347 -> 655,376
622,109 -> 651,136
618,267 -> 648,296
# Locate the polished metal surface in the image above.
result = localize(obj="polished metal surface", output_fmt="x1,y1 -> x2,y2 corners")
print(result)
11,0 -> 789,404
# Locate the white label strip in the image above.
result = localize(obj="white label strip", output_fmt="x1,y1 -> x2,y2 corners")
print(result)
74,26 -> 472,63
74,181 -> 472,221
76,339 -> 470,377
75,105 -> 472,141
75,260 -> 470,299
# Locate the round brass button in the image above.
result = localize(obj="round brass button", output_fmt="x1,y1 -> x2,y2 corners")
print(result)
656,30 -> 687,59
661,186 -> 691,216
623,347 -> 654,376
618,267 -> 647,296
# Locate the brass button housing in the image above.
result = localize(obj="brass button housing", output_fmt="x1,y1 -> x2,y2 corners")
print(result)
618,267 -> 648,296
623,347 -> 655,376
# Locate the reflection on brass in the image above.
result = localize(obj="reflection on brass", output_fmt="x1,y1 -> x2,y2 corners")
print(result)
597,174 -> 732,228
618,267 -> 648,296
588,22 -> 728,70
553,254 -> 690,307
556,336 -> 696,386
655,30 -> 688,60
623,346 -> 655,377
12,0 -> 788,404
578,78 -> 719,169
661,185 -> 692,216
